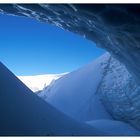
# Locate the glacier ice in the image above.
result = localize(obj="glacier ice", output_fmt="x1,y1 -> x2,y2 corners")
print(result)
99,54 -> 140,130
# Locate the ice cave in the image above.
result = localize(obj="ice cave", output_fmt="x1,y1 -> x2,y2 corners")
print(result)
0,4 -> 140,136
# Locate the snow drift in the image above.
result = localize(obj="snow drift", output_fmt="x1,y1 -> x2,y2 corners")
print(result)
38,53 -> 140,135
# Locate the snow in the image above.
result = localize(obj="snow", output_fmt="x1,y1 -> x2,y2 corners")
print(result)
39,53 -> 112,121
98,54 -> 140,130
17,73 -> 67,92
0,61 -> 105,136
86,120 -> 140,135
38,53 -> 140,135
0,52 -> 140,135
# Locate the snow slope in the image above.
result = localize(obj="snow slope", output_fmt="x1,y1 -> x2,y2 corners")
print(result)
18,73 -> 66,92
38,53 -> 140,135
0,61 -> 106,136
39,53 -> 112,121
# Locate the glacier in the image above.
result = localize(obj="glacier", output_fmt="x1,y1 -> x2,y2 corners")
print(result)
0,4 -> 140,135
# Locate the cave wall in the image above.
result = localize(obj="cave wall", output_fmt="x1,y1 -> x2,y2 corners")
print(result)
0,4 -> 140,83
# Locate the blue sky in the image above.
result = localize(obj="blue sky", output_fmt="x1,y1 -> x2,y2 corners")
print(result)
0,14 -> 105,76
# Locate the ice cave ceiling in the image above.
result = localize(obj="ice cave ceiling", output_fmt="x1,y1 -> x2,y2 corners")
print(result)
0,4 -> 140,84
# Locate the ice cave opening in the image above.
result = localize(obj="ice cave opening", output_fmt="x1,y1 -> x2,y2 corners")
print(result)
0,4 -> 140,135
0,12 -> 105,91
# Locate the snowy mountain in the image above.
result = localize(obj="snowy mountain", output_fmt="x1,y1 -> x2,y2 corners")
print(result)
38,53 -> 140,135
18,73 -> 67,92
